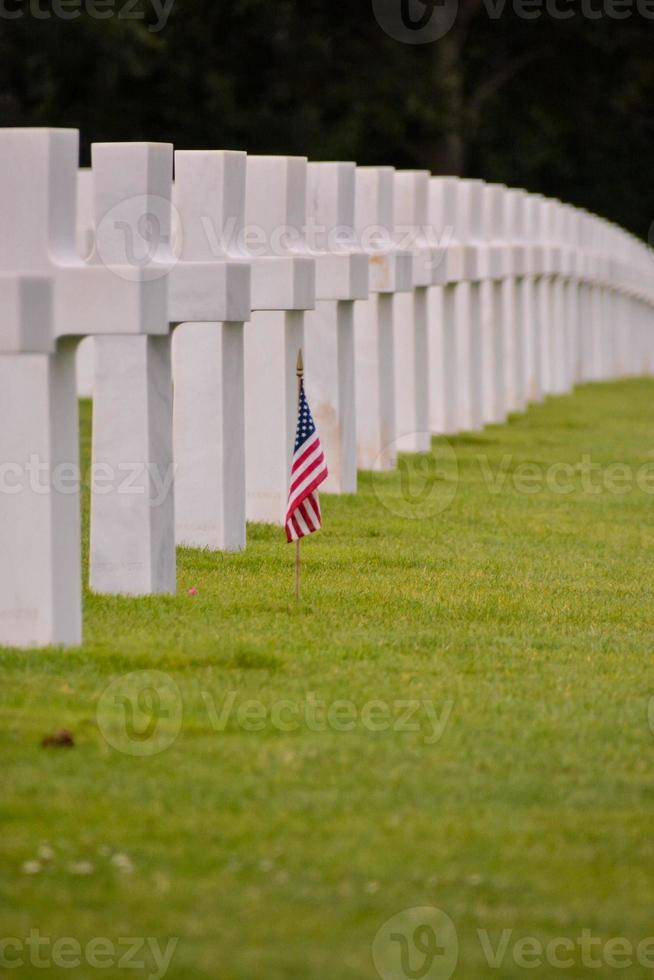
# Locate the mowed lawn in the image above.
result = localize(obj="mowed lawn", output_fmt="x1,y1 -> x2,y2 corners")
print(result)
2,380 -> 654,979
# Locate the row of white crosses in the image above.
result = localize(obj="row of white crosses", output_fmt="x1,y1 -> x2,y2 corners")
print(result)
1,127 -> 653,649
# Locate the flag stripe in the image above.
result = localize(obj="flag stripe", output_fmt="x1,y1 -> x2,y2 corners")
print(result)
303,495 -> 319,528
288,460 -> 326,508
291,436 -> 321,473
289,447 -> 325,496
287,471 -> 328,518
295,507 -> 311,536
300,500 -> 317,531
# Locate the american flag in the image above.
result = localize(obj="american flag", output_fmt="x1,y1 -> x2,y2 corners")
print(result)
285,379 -> 328,543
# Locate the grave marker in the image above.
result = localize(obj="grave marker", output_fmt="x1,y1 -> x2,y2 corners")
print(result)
353,166 -> 413,469
89,142 -> 176,596
503,187 -> 530,414
304,161 -> 369,493
0,128 -> 168,644
524,193 -> 548,402
393,170 -> 447,452
171,150 -> 252,552
244,156 -> 316,524
428,177 -> 467,435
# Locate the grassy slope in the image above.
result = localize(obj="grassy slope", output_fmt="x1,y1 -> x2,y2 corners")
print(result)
2,380 -> 654,979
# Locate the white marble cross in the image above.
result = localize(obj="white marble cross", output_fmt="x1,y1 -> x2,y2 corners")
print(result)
481,183 -> 518,424
244,156 -> 316,524
171,150 -> 252,552
538,195 -> 583,397
564,205 -> 591,389
547,200 -> 575,396
459,178 -> 496,431
88,142 -> 176,597
601,219 -> 624,377
523,193 -> 549,402
574,210 -> 591,384
427,177 -> 468,436
0,128 -> 168,646
503,187 -> 532,413
605,219 -> 632,380
536,197 -> 562,396
585,213 -> 611,382
353,166 -> 413,470
393,170 -> 446,453
594,215 -> 612,381
303,161 -> 369,494
597,221 -> 654,377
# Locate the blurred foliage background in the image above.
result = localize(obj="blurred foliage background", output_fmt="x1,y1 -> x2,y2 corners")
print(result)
1,0 -> 652,237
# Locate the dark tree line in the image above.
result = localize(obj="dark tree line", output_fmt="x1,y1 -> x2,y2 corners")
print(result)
1,0 -> 652,237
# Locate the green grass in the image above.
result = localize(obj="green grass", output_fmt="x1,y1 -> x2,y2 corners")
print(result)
2,380 -> 654,979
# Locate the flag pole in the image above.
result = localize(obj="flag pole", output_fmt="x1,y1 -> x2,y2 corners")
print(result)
295,349 -> 303,601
